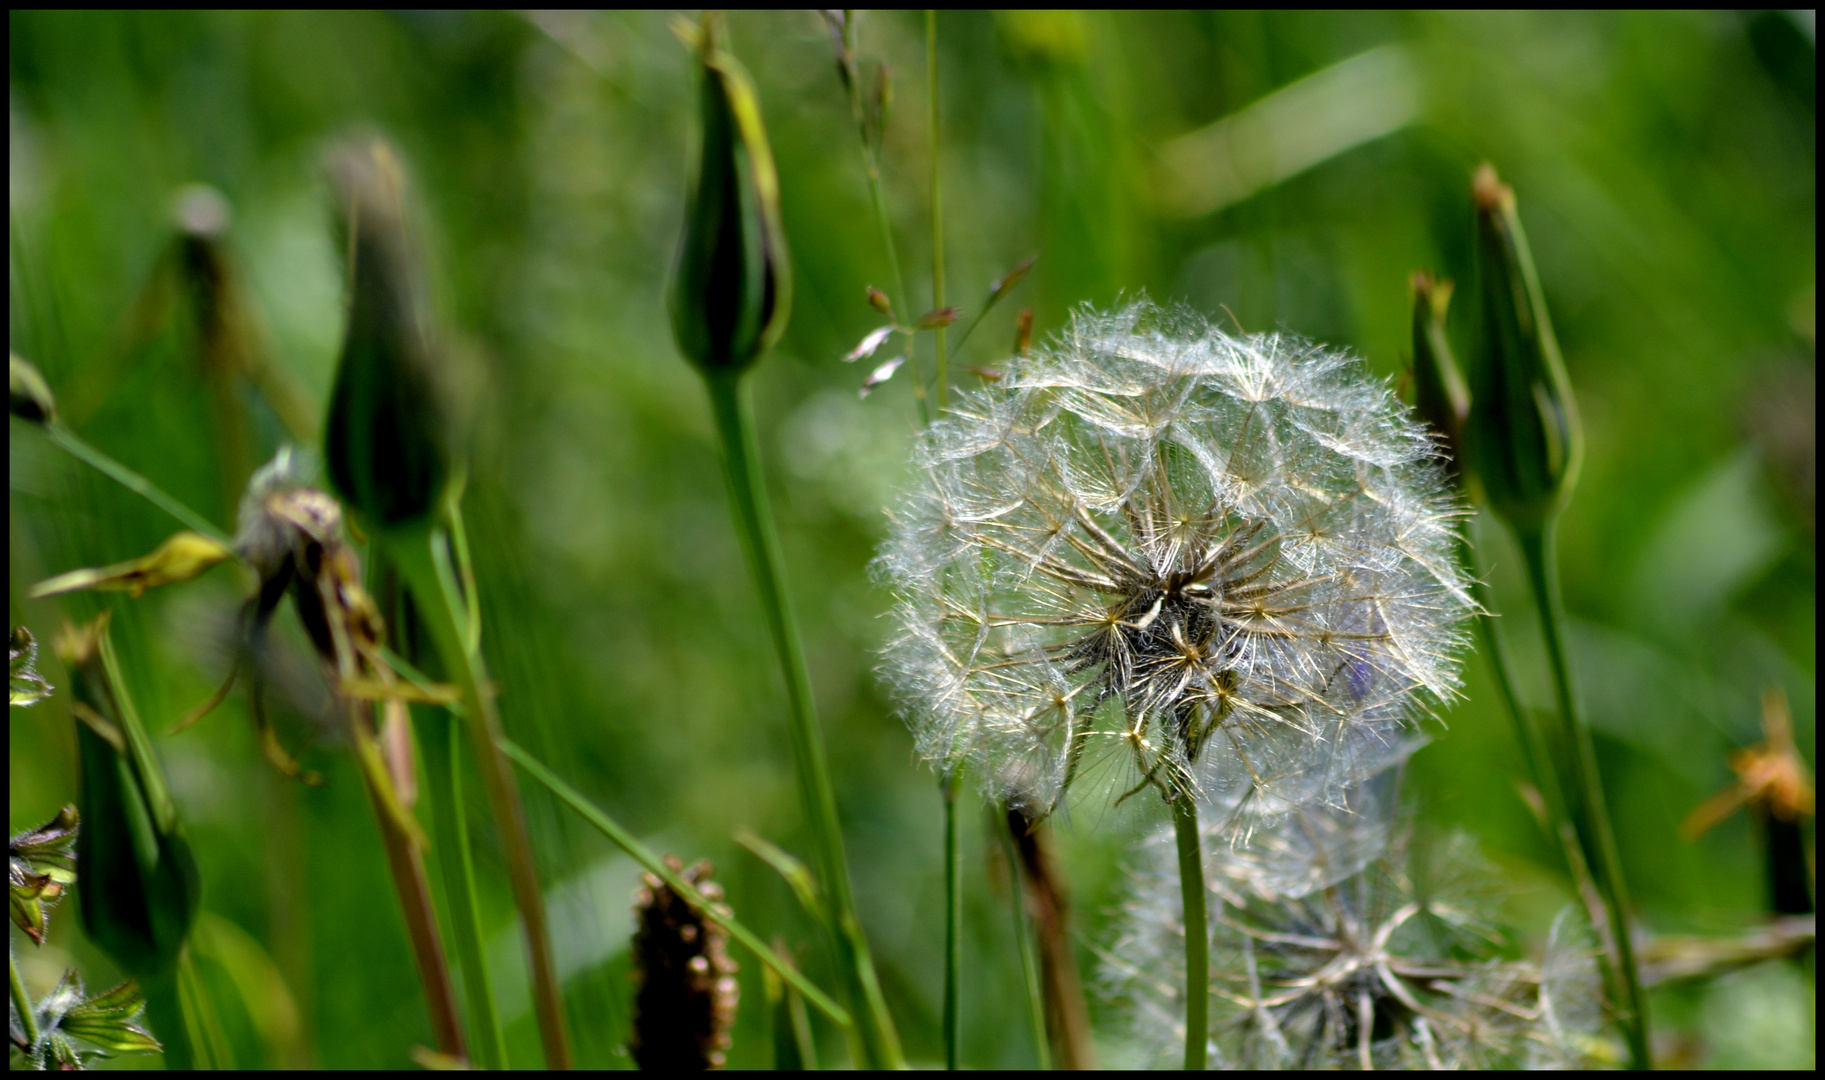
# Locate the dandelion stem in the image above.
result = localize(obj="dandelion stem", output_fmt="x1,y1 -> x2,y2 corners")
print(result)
928,9 -> 947,415
47,424 -> 231,545
997,804 -> 1051,1070
1172,793 -> 1209,1071
392,526 -> 572,1070
10,946 -> 40,1050
420,706 -> 505,1068
943,773 -> 962,1070
702,369 -> 904,1068
1515,521 -> 1651,1070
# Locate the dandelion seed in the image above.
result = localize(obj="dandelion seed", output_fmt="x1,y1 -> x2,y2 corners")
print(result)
876,301 -> 1472,818
1104,821 -> 1602,1070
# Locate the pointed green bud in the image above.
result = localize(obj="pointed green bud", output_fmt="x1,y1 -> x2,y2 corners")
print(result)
1409,271 -> 1470,479
10,352 -> 57,425
324,138 -> 452,532
1467,164 -> 1582,530
58,617 -> 200,979
669,18 -> 791,376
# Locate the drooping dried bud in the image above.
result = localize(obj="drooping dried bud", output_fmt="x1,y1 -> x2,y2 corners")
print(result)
669,18 -> 791,376
10,352 -> 57,425
57,617 -> 200,979
1409,271 -> 1469,476
1466,164 -> 1582,530
630,857 -> 739,1070
324,137 -> 452,532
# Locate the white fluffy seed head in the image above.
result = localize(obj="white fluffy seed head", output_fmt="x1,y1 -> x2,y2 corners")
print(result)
1102,821 -> 1603,1070
876,302 -> 1473,817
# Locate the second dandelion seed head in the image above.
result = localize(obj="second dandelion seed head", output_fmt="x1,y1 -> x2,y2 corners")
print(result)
878,302 -> 1473,817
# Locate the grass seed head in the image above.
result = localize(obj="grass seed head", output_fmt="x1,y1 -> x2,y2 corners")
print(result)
630,857 -> 740,1070
877,301 -> 1473,820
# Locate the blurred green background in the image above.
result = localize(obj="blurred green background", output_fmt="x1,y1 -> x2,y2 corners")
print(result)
8,9 -> 1814,1069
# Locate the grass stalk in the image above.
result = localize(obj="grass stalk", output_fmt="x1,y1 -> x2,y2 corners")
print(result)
391,526 -> 572,1070
1514,521 -> 1651,1070
499,736 -> 853,1028
1172,794 -> 1208,1072
943,773 -> 962,1070
419,706 -> 506,1069
47,424 -> 230,545
997,804 -> 1051,1070
927,9 -> 947,415
701,369 -> 903,1068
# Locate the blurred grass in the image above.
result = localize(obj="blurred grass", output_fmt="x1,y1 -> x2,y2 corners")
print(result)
9,9 -> 1813,1069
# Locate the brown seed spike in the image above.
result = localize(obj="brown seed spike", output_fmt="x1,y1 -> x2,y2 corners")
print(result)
631,857 -> 739,1070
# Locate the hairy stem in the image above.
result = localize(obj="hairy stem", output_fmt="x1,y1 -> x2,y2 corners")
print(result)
420,707 -> 505,1068
10,946 -> 40,1051
1515,521 -> 1650,1070
702,370 -> 903,1068
393,528 -> 572,1069
943,774 -> 962,1070
1173,794 -> 1209,1072
927,9 -> 947,414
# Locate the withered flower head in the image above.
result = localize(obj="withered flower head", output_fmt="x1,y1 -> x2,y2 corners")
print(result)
631,857 -> 740,1070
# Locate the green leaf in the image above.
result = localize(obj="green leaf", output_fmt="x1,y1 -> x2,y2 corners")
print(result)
9,805 -> 78,943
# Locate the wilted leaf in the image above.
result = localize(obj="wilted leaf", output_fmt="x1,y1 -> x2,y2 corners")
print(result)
32,532 -> 232,600
843,326 -> 894,363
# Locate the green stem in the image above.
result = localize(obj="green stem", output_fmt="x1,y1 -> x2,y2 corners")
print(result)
10,945 -> 40,1051
942,774 -> 962,1070
420,707 -> 505,1068
500,736 -> 853,1028
998,808 -> 1050,1070
392,527 -> 572,1070
1514,521 -> 1651,1070
701,370 -> 903,1068
1173,794 -> 1208,1072
47,424 -> 230,545
927,9 -> 947,415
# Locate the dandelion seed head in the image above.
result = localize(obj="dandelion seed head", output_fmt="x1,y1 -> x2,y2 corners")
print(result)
1102,820 -> 1602,1070
877,302 -> 1472,815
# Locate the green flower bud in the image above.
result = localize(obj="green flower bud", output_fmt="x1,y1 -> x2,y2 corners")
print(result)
1409,271 -> 1469,478
324,138 -> 451,532
10,352 -> 57,425
669,19 -> 791,376
58,617 -> 200,980
1466,164 -> 1582,529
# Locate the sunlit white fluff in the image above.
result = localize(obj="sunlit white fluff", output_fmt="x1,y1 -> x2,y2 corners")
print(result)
876,302 -> 1472,816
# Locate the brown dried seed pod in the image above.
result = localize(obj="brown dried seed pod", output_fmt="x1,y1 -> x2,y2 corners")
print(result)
630,857 -> 739,1070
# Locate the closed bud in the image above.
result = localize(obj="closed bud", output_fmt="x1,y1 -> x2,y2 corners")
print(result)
324,137 -> 452,532
10,352 -> 57,425
669,18 -> 791,376
1466,164 -> 1582,529
57,617 -> 200,979
1409,271 -> 1469,478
